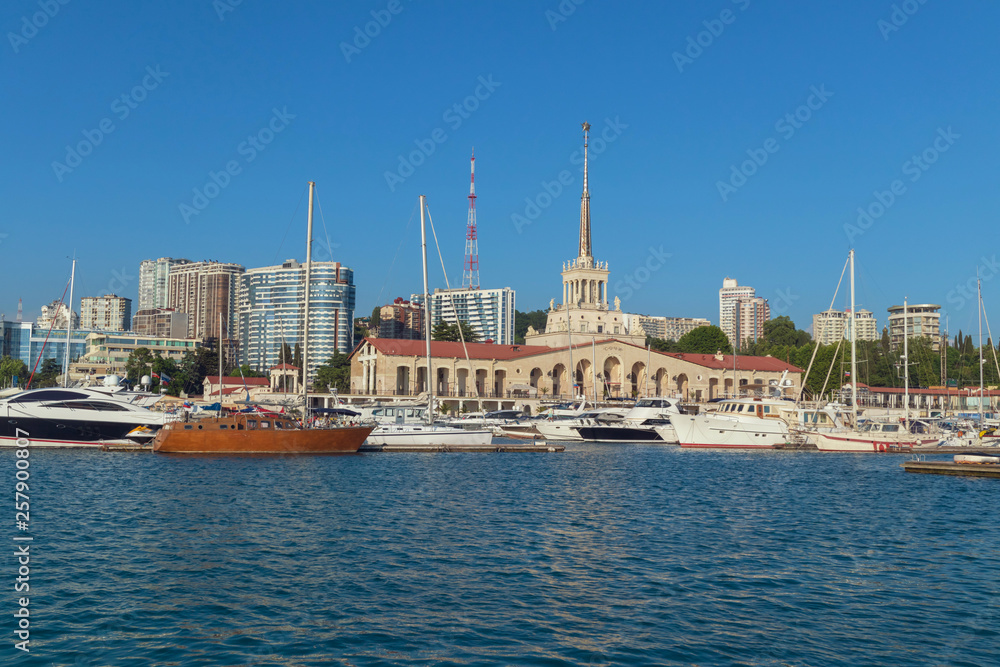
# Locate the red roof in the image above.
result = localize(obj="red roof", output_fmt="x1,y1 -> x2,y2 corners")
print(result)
270,363 -> 300,370
359,337 -> 803,372
204,376 -> 270,386
666,353 -> 803,373
362,337 -> 552,361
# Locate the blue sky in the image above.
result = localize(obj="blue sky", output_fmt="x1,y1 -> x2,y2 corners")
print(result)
3,0 -> 999,339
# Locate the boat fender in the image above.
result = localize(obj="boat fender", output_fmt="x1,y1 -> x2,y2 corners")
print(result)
878,443 -> 887,452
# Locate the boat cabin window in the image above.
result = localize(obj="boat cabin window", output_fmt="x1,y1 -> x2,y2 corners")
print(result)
274,421 -> 282,429
11,390 -> 89,403
236,423 -> 244,430
882,424 -> 899,433
219,424 -> 228,430
248,420 -> 257,429
763,406 -> 770,414
184,424 -> 193,430
260,420 -> 270,428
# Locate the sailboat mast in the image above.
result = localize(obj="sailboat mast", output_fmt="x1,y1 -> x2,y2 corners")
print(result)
903,298 -> 909,430
979,276 -> 984,425
303,181 -> 315,421
419,195 -> 433,420
849,249 -> 858,427
218,312 -> 223,404
62,258 -> 76,387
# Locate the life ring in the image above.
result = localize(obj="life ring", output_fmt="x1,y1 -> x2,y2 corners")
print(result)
878,443 -> 887,452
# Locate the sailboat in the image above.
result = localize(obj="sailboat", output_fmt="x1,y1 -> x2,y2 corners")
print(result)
813,250 -> 938,452
364,195 -> 493,447
153,182 -> 374,454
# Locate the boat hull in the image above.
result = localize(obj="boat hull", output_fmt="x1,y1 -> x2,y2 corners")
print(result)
813,432 -> 939,452
574,425 -> 663,442
0,416 -> 160,448
366,425 -> 492,446
671,413 -> 788,449
153,423 -> 373,454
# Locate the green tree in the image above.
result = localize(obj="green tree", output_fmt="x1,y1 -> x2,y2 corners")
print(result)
313,351 -> 351,393
235,364 -> 265,378
32,358 -> 61,388
0,356 -> 29,388
676,326 -> 732,354
514,309 -> 548,344
647,336 -> 680,353
370,306 -> 382,329
431,320 -> 480,342
180,347 -> 219,395
125,348 -> 156,385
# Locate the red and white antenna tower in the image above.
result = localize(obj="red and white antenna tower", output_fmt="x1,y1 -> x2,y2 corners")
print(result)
462,149 -> 480,289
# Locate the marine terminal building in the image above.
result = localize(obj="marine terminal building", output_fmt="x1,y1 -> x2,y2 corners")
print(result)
346,123 -> 803,409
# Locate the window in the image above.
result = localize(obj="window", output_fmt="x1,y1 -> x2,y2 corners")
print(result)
261,421 -> 270,428
11,390 -> 89,403
220,424 -> 228,430
184,424 -> 193,430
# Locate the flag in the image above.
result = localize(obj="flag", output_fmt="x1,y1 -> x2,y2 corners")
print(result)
151,372 -> 160,379
844,371 -> 851,377
160,372 -> 172,383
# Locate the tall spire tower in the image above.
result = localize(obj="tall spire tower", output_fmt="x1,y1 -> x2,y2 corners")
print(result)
579,121 -> 592,263
462,149 -> 480,289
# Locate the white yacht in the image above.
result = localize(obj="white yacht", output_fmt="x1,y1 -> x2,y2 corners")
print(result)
533,410 -> 608,441
813,421 -> 939,452
671,397 -> 792,449
0,387 -> 166,448
574,398 -> 681,443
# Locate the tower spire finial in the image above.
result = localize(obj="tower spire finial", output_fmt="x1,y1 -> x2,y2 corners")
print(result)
578,121 -> 592,262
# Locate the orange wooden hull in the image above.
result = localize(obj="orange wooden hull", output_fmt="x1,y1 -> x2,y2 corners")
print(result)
153,417 -> 373,454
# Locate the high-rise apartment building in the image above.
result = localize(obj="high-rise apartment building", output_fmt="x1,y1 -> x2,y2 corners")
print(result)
379,298 -> 424,340
80,294 -> 132,332
812,308 -> 878,345
412,287 -> 515,345
138,257 -> 190,311
734,297 -> 770,348
167,261 -> 245,341
719,278 -> 756,346
625,315 -> 712,342
132,308 -> 190,339
887,303 -> 941,351
238,259 -> 356,384
36,300 -> 78,330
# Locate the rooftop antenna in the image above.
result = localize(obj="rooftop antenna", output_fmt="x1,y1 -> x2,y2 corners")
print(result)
462,150 -> 480,289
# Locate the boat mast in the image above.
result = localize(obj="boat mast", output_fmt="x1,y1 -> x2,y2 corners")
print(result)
303,181 -> 315,423
979,275 -> 984,425
903,298 -> 909,430
419,195 -> 433,421
62,257 -> 76,387
218,312 -> 223,404
850,249 -> 858,427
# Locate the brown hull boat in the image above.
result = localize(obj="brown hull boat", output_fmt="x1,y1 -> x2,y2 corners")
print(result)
153,414 -> 373,454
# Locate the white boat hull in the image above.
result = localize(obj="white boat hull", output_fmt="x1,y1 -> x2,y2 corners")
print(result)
533,421 -> 585,441
366,424 -> 492,446
671,413 -> 788,449
813,431 -> 939,452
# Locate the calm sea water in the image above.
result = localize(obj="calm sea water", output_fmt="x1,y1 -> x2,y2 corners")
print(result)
6,444 -> 999,666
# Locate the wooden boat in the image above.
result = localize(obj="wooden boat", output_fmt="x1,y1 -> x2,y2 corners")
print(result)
903,453 -> 1000,478
152,413 -> 372,454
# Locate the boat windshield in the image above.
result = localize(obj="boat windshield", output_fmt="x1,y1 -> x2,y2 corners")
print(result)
10,390 -> 90,403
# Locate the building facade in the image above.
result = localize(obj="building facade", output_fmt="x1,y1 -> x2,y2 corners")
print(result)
36,300 -> 78,330
812,308 -> 878,345
379,298 -> 424,340
238,259 -> 356,384
526,123 -> 643,347
132,308 -> 190,339
69,332 -> 202,380
167,261 -> 245,341
80,294 -> 132,332
888,303 -> 942,351
734,297 -> 770,348
719,278 -> 756,347
412,287 -> 515,345
138,257 -> 191,311
626,315 -> 712,342
349,337 -> 802,407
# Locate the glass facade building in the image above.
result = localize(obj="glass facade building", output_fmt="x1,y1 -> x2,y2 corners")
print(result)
238,260 -> 356,384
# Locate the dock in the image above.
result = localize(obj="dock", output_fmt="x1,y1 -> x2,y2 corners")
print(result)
902,460 -> 1000,478
100,442 -> 153,452
360,441 -> 565,453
